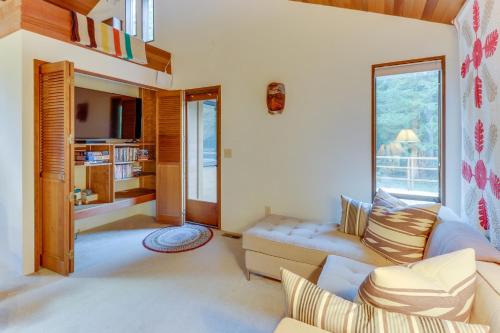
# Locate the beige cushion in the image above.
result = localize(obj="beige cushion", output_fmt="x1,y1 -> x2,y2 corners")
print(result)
373,188 -> 408,208
281,269 -> 490,333
243,215 -> 392,267
362,203 -> 441,264
338,195 -> 372,236
425,220 -> 500,264
470,262 -> 500,333
317,255 -> 375,301
274,318 -> 328,333
245,250 -> 323,281
357,249 -> 477,322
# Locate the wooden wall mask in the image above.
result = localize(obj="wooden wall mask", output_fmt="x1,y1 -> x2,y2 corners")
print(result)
267,82 -> 285,114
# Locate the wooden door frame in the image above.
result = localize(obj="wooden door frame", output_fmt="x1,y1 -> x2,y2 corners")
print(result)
371,55 -> 446,204
184,86 -> 221,229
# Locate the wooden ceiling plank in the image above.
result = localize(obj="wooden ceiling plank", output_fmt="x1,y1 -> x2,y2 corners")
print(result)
291,0 -> 463,25
439,0 -> 467,25
421,0 -> 440,20
383,0 -> 394,16
44,0 -> 100,15
367,0 -> 386,14
402,0 -> 426,20
393,0 -> 404,17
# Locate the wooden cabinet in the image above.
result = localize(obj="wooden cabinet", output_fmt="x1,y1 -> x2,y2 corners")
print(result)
35,62 -> 184,275
156,90 -> 184,225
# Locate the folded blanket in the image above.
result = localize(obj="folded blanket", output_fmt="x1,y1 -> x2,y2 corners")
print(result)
71,11 -> 147,65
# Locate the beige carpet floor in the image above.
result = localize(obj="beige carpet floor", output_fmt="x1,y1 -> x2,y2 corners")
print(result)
0,216 -> 284,333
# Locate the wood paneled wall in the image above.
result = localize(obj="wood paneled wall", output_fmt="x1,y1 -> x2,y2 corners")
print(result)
0,0 -> 172,73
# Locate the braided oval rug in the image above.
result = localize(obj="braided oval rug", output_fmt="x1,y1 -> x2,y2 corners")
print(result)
143,223 -> 213,253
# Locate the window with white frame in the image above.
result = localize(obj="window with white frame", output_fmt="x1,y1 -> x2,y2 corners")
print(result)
372,57 -> 445,203
142,0 -> 154,42
125,0 -> 137,36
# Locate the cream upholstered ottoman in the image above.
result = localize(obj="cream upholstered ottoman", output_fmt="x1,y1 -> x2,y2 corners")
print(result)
242,214 -> 391,281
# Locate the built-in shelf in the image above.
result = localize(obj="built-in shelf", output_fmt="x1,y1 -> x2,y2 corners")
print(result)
114,172 -> 156,182
114,160 -> 154,164
114,161 -> 136,165
76,162 -> 112,167
74,188 -> 156,220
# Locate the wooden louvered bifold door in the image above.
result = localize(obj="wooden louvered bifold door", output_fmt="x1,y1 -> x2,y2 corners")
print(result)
39,61 -> 75,275
156,90 -> 183,225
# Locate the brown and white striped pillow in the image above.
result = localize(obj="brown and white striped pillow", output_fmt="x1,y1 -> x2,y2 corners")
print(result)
280,268 -> 489,333
339,195 -> 372,237
362,203 -> 441,264
357,249 -> 477,322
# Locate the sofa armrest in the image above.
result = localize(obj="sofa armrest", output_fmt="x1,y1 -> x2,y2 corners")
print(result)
274,318 -> 329,333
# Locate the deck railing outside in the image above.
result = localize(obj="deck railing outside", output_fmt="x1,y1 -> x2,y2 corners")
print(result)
376,155 -> 439,196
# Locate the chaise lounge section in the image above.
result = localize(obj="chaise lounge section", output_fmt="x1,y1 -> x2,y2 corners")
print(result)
243,209 -> 500,333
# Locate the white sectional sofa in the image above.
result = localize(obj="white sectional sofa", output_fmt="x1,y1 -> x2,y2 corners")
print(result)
242,209 -> 500,333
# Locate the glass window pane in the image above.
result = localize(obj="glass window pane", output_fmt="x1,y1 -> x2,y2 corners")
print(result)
125,0 -> 137,36
187,100 -> 217,203
142,0 -> 154,42
375,68 -> 441,201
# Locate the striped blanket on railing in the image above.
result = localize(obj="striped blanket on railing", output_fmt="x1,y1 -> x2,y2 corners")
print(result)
70,11 -> 147,65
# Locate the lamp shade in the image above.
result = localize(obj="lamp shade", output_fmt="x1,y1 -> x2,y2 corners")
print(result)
395,129 -> 420,143
378,142 -> 404,156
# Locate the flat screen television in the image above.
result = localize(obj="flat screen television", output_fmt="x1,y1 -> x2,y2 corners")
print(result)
75,87 -> 142,140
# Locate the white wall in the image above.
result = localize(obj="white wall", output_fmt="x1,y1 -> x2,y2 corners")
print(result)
149,0 -> 461,233
17,30 -> 168,274
90,0 -> 125,24
2,2 -> 463,273
0,32 -> 23,273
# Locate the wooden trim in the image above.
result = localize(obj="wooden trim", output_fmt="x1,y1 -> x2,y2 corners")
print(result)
1,0 -> 172,73
75,192 -> 156,220
371,56 -> 446,203
440,57 -> 447,205
184,86 -> 222,229
33,59 -> 46,272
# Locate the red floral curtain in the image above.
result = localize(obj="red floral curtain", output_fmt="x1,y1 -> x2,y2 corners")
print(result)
456,0 -> 500,249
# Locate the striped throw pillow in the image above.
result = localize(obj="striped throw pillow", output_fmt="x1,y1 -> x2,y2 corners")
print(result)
373,188 -> 408,208
339,195 -> 372,236
357,249 -> 477,322
362,203 -> 441,264
281,269 -> 490,333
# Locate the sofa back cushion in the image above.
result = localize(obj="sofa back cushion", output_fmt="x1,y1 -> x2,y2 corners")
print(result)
470,262 -> 500,333
357,249 -> 477,322
338,195 -> 372,237
372,188 -> 407,208
362,203 -> 441,264
281,268 -> 490,333
425,220 -> 500,264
